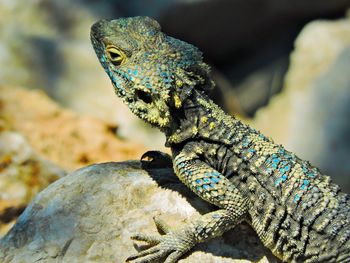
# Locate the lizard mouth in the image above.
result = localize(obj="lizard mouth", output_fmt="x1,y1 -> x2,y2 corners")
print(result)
134,89 -> 153,104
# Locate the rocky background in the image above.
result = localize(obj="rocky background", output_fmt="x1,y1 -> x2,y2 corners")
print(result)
0,0 -> 350,262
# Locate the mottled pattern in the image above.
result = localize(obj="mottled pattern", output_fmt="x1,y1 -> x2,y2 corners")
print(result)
91,16 -> 350,262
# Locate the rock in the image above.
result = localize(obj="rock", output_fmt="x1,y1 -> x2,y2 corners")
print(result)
252,14 -> 350,192
0,131 -> 65,237
0,86 -> 148,170
0,162 -> 279,263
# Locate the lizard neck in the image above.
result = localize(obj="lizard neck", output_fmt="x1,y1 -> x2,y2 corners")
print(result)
165,90 -> 242,147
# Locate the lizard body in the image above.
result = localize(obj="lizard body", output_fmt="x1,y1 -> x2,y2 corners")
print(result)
91,17 -> 350,262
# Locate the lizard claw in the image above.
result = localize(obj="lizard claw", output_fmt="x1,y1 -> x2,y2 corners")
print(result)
126,217 -> 196,263
153,215 -> 172,234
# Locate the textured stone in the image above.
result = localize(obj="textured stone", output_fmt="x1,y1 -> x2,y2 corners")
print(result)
0,131 -> 65,237
0,162 -> 278,263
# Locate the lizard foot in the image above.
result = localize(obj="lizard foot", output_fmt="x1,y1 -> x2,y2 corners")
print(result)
126,216 -> 196,263
141,151 -> 173,169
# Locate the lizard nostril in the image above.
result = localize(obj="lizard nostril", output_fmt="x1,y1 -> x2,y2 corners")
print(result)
135,89 -> 153,104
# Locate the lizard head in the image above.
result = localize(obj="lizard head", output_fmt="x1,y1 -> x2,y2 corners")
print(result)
91,16 -> 213,131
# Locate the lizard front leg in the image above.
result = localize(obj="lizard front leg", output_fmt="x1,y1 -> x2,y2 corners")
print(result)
127,144 -> 249,263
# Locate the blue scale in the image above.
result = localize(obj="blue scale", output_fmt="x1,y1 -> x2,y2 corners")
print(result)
211,171 -> 220,176
203,178 -> 210,183
307,172 -> 315,178
294,194 -> 301,203
284,153 -> 292,159
211,177 -> 219,183
275,178 -> 283,186
300,179 -> 310,190
272,158 -> 280,164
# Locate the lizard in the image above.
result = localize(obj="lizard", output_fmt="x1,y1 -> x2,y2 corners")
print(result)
90,16 -> 350,263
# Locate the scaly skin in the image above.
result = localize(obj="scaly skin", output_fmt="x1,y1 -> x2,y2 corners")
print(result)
91,17 -> 350,262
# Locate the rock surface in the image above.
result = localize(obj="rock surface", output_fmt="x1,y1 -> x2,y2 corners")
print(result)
0,162 -> 278,263
0,131 -> 65,237
253,14 -> 350,192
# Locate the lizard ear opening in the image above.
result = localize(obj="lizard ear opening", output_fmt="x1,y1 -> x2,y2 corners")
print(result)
194,62 -> 215,95
173,84 -> 194,107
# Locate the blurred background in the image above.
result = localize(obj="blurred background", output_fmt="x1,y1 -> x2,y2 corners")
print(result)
0,0 -> 350,236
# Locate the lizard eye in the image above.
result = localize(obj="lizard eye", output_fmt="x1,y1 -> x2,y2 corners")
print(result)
106,45 -> 126,66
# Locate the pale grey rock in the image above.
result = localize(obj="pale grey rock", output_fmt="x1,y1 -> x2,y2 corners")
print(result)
0,162 -> 278,263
